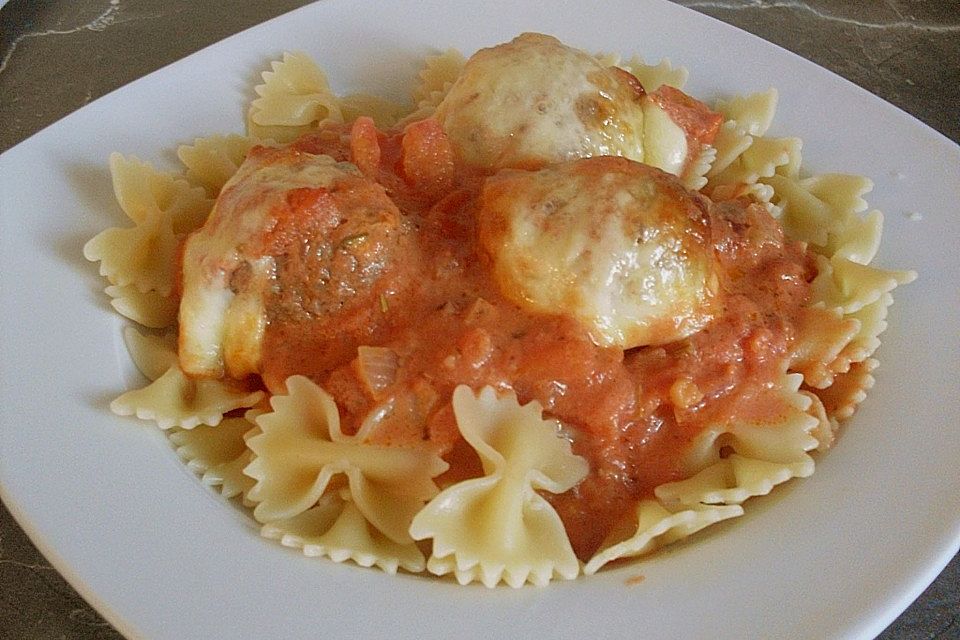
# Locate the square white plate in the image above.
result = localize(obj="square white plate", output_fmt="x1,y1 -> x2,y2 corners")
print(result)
1,1 -> 958,638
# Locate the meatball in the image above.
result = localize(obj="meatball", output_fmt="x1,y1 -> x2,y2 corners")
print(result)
433,33 -> 722,185
477,156 -> 719,348
434,33 -> 647,170
179,145 -> 406,381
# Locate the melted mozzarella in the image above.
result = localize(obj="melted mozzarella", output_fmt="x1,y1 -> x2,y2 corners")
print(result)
641,99 -> 688,176
477,156 -> 719,348
434,33 -> 646,170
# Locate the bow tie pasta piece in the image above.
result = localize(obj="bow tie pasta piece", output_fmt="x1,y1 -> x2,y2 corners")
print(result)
655,453 -> 813,510
402,49 -> 466,123
708,120 -> 755,182
244,375 -> 447,545
111,368 -> 264,430
409,386 -> 588,588
831,292 -> 895,372
817,358 -> 879,423
262,492 -> 426,574
337,94 -> 407,129
810,254 -> 915,315
655,372 -> 820,509
801,390 -> 835,452
790,292 -> 897,390
793,278 -> 908,428
682,146 -> 717,192
766,173 -> 883,264
110,327 -> 264,430
104,284 -> 179,330
106,153 -> 214,233
816,211 -> 884,268
789,305 -> 862,389
708,135 -> 802,190
705,89 -> 797,200
618,56 -> 688,92
83,154 -> 213,298
83,204 -> 179,297
584,500 -> 743,574
247,52 -> 344,143
715,89 -> 779,138
169,416 -> 259,500
119,326 -> 178,382
177,135 -> 263,198
705,89 -> 779,183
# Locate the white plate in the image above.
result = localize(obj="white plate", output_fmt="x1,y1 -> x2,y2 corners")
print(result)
1,1 -> 958,638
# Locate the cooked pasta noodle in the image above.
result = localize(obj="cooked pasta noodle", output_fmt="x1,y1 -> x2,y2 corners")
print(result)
169,416 -> 257,499
410,386 -> 588,587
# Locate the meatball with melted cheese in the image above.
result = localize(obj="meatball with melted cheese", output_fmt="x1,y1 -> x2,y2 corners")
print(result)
434,33 -> 646,170
477,156 -> 719,348
179,145 -> 406,381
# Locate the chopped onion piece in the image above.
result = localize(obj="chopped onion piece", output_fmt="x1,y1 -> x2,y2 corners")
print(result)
355,346 -> 399,398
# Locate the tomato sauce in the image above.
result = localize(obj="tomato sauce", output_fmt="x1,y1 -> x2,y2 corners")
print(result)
252,118 -> 815,560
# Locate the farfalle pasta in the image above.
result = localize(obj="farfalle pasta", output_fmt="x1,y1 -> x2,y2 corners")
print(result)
584,501 -> 743,575
408,49 -> 466,118
410,386 -> 588,587
247,51 -> 343,142
177,135 -> 264,197
169,416 -> 258,500
84,205 -> 179,296
619,56 -> 689,92
85,33 -> 914,587
111,327 -> 264,430
653,372 -> 820,508
104,284 -> 178,329
244,375 -> 447,544
261,493 -> 428,574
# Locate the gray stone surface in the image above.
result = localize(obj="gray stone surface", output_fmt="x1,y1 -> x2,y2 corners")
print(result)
0,0 -> 957,638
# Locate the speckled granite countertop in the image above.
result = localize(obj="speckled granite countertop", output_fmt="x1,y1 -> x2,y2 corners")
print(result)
0,1 -> 957,638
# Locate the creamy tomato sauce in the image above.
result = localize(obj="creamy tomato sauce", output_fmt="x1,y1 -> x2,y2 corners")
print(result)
187,112 -> 815,560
